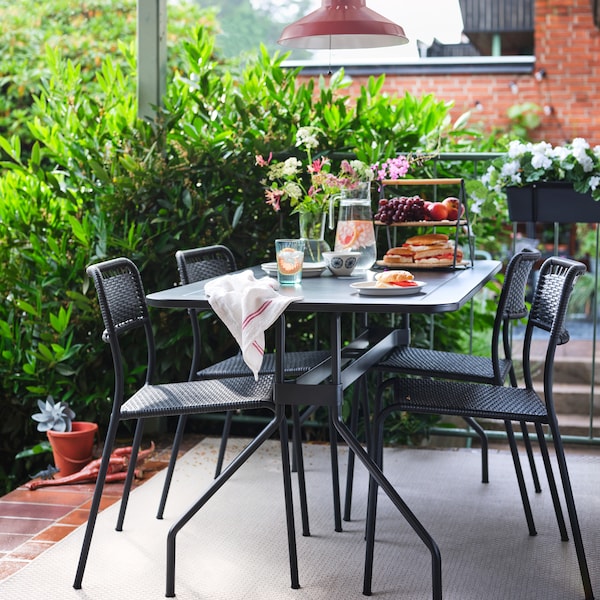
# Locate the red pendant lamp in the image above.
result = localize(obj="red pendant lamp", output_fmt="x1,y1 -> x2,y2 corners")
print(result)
278,0 -> 409,50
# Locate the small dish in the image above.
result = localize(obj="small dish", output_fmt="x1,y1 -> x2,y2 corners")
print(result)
322,251 -> 361,277
261,262 -> 326,278
350,280 -> 426,296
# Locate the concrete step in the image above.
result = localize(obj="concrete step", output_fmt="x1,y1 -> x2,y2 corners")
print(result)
519,357 -> 600,386
549,383 -> 600,416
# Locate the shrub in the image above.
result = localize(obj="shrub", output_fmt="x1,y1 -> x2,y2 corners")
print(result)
0,16 -> 503,491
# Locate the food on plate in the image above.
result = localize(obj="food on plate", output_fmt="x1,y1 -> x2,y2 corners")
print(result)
382,246 -> 415,265
375,270 -> 417,288
401,233 -> 463,266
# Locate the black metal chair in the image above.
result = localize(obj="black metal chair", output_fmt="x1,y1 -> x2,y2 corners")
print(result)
74,257 -> 299,598
343,248 -> 542,521
154,245 -> 333,535
363,256 -> 594,600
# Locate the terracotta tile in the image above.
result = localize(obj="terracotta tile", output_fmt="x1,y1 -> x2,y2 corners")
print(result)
6,540 -> 52,561
0,501 -> 72,520
33,525 -> 77,542
0,516 -> 49,535
33,523 -> 77,543
0,559 -> 29,581
80,495 -> 121,512
7,488 -> 91,506
58,508 -> 89,526
0,533 -> 30,552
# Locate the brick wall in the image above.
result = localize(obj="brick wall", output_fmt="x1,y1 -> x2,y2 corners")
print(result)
298,0 -> 600,146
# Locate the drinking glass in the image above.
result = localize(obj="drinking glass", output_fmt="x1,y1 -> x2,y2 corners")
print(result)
275,239 -> 305,285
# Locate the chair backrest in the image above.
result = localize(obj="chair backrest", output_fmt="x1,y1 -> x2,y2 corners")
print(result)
86,257 -> 156,407
521,256 -> 586,392
175,246 -> 237,379
490,248 -> 541,382
176,245 -> 237,286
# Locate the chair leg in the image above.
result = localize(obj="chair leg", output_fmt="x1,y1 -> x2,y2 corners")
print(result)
504,420 -> 537,536
463,416 -> 489,483
545,420 -> 594,600
279,409 -> 301,591
291,406 -> 310,537
157,414 -> 188,519
73,416 -> 121,589
343,381 -> 362,522
328,408 -> 343,532
116,419 -> 145,530
214,411 -> 233,478
165,412 -> 297,597
292,404 -> 318,472
533,423 -> 568,540
520,421 -> 542,493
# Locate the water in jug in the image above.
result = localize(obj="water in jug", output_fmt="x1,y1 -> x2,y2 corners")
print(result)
334,182 -> 376,273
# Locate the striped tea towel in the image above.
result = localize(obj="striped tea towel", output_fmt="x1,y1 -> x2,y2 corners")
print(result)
204,270 -> 302,380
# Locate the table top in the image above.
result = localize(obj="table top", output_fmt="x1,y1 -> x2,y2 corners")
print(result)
146,260 -> 502,315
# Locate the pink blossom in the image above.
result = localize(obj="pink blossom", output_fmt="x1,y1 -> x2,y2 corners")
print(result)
265,188 -> 283,211
255,153 -> 272,167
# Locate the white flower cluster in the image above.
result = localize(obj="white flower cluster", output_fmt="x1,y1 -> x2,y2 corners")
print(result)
481,137 -> 600,200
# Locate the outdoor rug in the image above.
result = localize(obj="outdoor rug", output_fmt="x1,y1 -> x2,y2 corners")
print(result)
1,437 -> 598,600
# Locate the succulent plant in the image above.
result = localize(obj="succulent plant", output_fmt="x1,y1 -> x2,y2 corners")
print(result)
32,395 -> 76,432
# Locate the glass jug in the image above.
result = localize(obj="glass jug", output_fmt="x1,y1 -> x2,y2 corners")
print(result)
333,182 -> 376,273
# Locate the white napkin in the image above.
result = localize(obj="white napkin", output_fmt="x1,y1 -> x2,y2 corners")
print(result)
204,270 -> 302,380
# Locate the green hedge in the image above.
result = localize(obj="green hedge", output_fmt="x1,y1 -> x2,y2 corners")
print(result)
0,12 -> 509,491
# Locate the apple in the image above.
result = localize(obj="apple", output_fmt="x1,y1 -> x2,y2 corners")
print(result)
442,196 -> 463,221
427,202 -> 448,221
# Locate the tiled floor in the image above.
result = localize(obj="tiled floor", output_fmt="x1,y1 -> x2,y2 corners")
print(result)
0,434 -> 202,582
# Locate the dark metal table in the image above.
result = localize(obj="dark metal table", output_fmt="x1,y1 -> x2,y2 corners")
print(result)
147,260 -> 502,600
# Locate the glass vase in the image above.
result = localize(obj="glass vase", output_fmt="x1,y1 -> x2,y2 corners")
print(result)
298,210 -> 331,264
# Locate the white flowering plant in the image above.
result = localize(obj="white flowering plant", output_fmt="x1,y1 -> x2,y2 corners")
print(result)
256,126 -> 373,215
482,138 -> 600,201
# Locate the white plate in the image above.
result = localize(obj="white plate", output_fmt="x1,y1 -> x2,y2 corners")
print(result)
261,262 -> 326,278
350,280 -> 427,296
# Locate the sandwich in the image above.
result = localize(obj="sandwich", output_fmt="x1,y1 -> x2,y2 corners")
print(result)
382,246 -> 415,266
374,270 -> 417,288
402,233 -> 463,266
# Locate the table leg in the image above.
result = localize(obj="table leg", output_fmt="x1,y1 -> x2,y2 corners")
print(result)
329,313 -> 442,600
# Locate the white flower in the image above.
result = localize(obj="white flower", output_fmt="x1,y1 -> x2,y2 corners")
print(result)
530,151 -> 552,170
590,176 -> 600,191
295,126 -> 319,150
507,139 -> 527,158
573,147 -> 594,172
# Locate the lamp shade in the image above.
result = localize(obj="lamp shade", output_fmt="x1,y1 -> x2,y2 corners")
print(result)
278,0 -> 409,50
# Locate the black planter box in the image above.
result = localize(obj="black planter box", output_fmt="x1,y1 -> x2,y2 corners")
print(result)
506,183 -> 600,223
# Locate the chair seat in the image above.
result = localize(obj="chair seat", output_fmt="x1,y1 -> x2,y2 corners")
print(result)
378,377 -> 548,423
197,350 -> 330,379
376,346 -> 512,384
120,375 -> 274,419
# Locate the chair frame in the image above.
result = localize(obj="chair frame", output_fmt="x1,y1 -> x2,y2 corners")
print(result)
344,248 -> 542,522
74,257 -> 299,597
363,256 -> 593,600
156,245 -> 336,536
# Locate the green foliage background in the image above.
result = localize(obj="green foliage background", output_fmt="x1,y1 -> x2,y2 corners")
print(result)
0,0 -> 510,492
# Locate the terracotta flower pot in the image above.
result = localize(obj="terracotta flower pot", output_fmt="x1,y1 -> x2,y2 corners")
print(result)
46,421 -> 98,477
